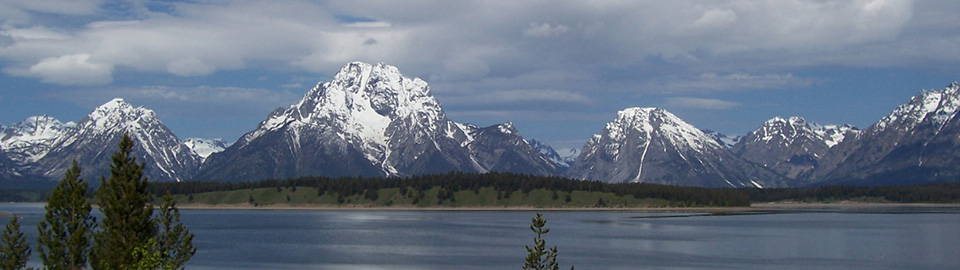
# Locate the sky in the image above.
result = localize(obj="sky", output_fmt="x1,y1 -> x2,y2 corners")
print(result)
1,0 -> 958,150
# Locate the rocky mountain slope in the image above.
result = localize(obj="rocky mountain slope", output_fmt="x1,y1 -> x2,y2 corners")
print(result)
196,62 -> 558,182
459,123 -> 562,175
566,107 -> 786,188
702,129 -> 740,148
530,139 -> 580,168
183,138 -> 230,162
1,115 -> 76,166
807,82 -> 960,185
35,98 -> 201,182
732,117 -> 858,180
3,59 -> 956,188
0,149 -> 23,180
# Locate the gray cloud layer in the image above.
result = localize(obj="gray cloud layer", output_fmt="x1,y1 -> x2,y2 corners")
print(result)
2,0 -> 947,86
1,0 -> 957,146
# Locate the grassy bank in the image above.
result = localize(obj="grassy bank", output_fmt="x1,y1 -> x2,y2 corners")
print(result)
151,172 -> 752,208
170,186 -> 674,208
13,173 -> 960,208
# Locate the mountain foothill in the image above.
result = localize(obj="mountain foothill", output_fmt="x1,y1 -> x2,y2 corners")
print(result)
2,62 -> 958,188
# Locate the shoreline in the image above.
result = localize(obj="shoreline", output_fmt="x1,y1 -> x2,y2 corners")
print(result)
172,201 -> 960,212
4,201 -> 958,213
1,202 -> 958,219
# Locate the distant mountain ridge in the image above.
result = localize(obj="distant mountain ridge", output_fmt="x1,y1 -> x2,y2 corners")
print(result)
196,62 -> 559,182
806,82 -> 960,186
566,107 -> 786,188
458,122 -> 562,175
732,117 -> 859,180
183,138 -> 230,162
23,99 -> 201,183
1,115 -> 76,165
702,129 -> 740,148
1,62 -> 958,188
529,139 -> 579,168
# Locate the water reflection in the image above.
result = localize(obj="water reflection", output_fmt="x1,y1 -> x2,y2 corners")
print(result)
1,205 -> 959,270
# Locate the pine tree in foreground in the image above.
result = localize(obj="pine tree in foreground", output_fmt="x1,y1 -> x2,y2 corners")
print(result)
1,216 -> 31,270
91,133 -> 156,270
155,192 -> 195,270
125,238 -> 168,270
0,134 -> 196,270
523,213 -> 573,270
37,160 -> 95,270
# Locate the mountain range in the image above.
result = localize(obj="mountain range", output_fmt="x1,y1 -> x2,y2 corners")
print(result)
565,108 -> 786,188
16,99 -> 201,185
805,82 -> 960,186
731,117 -> 858,180
195,63 -> 560,182
530,139 -> 579,168
2,62 -> 958,188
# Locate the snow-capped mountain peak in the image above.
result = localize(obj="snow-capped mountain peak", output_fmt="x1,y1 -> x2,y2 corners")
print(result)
37,98 -> 201,182
529,139 -> 579,168
610,107 -> 720,152
86,98 -> 156,132
2,115 -> 75,144
873,82 -> 960,134
556,148 -> 580,163
732,116 -> 859,181
741,116 -> 857,149
569,107 -> 785,187
752,116 -> 807,144
242,62 -> 445,159
701,129 -> 740,148
807,82 -> 960,185
200,62 -> 559,181
812,123 -> 859,148
183,138 -> 230,161
1,115 -> 76,163
498,122 -> 516,134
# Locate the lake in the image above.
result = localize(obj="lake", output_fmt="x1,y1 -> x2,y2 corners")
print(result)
2,203 -> 960,269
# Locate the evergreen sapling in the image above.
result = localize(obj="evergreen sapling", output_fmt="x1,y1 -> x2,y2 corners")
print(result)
37,160 -> 95,270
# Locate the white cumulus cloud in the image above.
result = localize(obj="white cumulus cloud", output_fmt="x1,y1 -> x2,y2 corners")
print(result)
26,54 -> 113,85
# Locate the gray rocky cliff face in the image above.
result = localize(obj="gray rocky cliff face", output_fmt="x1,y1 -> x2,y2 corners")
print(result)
567,107 -> 786,188
807,83 -> 960,186
36,98 -> 201,183
197,62 -> 558,182
732,117 -> 857,182
461,123 -> 561,176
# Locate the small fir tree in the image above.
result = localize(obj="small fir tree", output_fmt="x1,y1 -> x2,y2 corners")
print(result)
123,239 -> 168,270
523,213 -> 572,270
155,193 -> 195,270
37,160 -> 95,270
91,133 -> 156,270
1,216 -> 31,270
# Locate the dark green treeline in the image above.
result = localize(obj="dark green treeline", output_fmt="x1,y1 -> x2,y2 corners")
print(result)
152,172 -> 752,207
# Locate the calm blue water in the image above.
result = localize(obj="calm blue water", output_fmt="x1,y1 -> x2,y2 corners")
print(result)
3,203 -> 960,270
